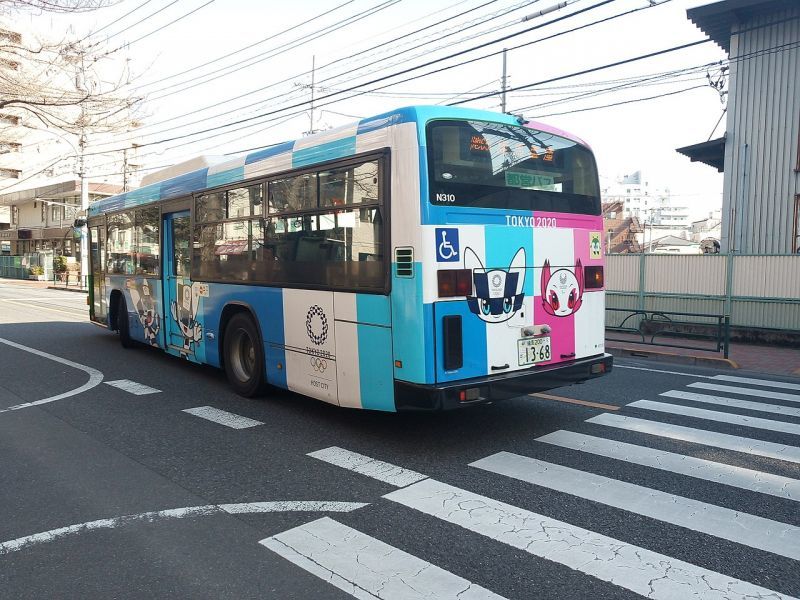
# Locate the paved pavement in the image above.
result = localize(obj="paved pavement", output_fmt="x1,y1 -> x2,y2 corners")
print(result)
1,281 -> 799,599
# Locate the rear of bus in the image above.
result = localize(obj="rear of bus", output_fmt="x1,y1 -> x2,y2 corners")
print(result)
393,109 -> 612,410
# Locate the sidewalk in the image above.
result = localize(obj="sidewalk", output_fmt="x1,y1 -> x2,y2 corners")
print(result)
607,337 -> 800,377
0,277 -> 87,292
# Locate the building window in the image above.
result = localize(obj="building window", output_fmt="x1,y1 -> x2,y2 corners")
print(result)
51,206 -> 62,222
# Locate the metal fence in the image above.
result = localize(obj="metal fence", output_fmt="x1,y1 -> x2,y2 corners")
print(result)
0,252 -> 53,281
606,254 -> 800,333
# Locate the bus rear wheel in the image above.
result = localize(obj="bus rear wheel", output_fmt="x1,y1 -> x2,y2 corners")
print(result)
118,296 -> 134,349
224,313 -> 266,397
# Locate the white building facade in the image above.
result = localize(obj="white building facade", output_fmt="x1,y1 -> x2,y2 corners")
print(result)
601,171 -> 690,228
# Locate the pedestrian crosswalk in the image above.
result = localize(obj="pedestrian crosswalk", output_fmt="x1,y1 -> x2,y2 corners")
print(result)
262,517 -> 507,600
662,388 -> 800,417
263,373 -> 800,600
535,429 -> 800,500
630,398 -> 800,435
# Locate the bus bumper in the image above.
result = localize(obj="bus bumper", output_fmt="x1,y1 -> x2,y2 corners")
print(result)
394,353 -> 613,411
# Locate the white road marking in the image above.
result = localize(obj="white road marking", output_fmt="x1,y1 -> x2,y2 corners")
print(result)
0,337 -> 103,414
662,389 -> 800,418
714,374 -> 800,391
218,501 -> 363,514
182,406 -> 263,429
536,430 -> 800,501
104,379 -> 161,395
630,399 -> 800,436
262,517 -> 506,600
470,452 -> 800,560
689,382 -> 800,404
613,364 -> 714,378
308,446 -> 427,487
587,413 -> 800,464
0,501 -> 367,556
385,479 -> 796,600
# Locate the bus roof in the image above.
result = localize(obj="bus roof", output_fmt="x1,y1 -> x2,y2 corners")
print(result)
88,105 -> 590,217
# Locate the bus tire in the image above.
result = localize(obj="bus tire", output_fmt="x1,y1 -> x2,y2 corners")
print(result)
223,312 -> 266,397
118,296 -> 134,349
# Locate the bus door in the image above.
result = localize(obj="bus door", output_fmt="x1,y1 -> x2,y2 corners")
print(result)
162,210 -> 204,362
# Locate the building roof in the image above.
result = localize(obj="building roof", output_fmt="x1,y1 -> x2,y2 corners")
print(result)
0,180 -> 121,207
687,0 -> 799,52
646,235 -> 698,248
676,136 -> 726,172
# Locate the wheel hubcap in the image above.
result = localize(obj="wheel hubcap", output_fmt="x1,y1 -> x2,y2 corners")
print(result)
230,328 -> 255,383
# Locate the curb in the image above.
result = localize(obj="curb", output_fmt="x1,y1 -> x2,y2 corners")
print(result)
47,286 -> 87,294
606,345 -> 739,370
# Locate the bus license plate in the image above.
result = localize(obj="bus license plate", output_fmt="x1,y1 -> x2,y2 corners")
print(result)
518,337 -> 551,366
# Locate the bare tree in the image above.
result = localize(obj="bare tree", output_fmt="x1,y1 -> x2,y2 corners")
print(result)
0,0 -> 120,14
0,0 -> 141,183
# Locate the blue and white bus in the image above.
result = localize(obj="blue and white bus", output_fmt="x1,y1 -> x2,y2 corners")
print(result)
88,106 -> 612,411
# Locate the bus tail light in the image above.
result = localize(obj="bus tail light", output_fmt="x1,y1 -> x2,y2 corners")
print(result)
584,266 -> 604,289
438,269 -> 472,297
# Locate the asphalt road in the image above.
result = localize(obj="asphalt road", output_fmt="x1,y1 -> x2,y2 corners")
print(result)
1,281 -> 799,600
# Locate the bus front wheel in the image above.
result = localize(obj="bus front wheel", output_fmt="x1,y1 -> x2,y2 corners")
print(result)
224,313 -> 266,397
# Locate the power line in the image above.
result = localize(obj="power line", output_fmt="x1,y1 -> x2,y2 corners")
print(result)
104,0 -> 219,55
448,38 -> 711,106
134,0 -> 356,89
142,0 -> 403,98
86,0 -> 616,154
82,0 -> 157,42
67,35 -> 800,182
94,0 -> 184,46
123,0 -> 515,135
88,1 -> 794,165
527,84 -> 708,118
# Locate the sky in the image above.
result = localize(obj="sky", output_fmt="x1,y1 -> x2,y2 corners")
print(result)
19,0 -> 729,220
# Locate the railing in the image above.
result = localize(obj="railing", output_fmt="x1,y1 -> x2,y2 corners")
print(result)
606,307 -> 730,358
51,273 -> 87,289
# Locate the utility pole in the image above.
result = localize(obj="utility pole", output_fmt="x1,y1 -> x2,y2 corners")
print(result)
76,48 -> 89,288
501,48 -> 507,113
308,55 -> 316,136
79,131 -> 88,287
122,147 -> 128,192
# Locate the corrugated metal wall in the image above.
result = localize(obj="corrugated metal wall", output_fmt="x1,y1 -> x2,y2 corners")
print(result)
606,254 -> 800,331
644,255 -> 726,295
605,254 -> 639,291
721,8 -> 800,254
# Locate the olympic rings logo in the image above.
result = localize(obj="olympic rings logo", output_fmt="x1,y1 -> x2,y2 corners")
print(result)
306,305 -> 329,345
310,357 -> 327,372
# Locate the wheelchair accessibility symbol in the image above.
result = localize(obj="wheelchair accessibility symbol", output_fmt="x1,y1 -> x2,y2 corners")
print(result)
435,228 -> 460,262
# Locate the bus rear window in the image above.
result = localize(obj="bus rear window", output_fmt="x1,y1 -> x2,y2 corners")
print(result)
427,120 -> 600,215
